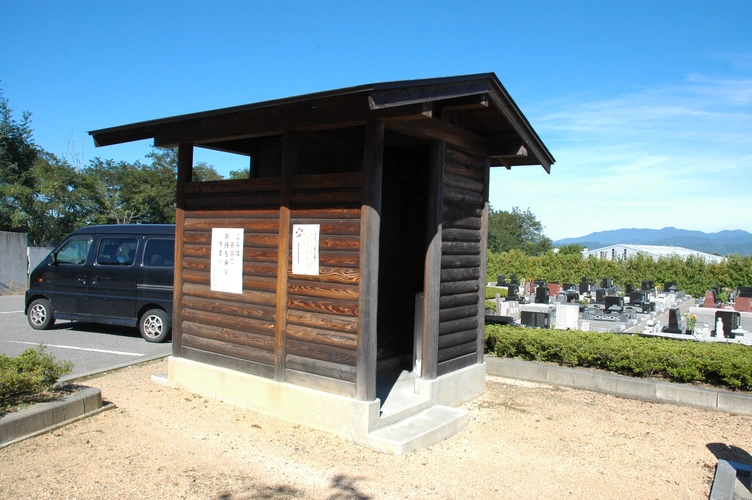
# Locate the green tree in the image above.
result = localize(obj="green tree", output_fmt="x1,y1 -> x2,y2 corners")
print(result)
557,244 -> 584,255
487,206 -> 551,255
0,87 -> 39,233
227,168 -> 250,179
24,152 -> 100,245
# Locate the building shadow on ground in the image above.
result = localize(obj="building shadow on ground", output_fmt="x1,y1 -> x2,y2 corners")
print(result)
707,442 -> 752,466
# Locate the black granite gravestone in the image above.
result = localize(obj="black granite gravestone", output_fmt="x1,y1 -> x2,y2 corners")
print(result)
579,277 -> 590,295
604,296 -> 624,312
535,286 -> 549,304
661,307 -> 683,334
714,310 -> 741,338
520,310 -> 550,328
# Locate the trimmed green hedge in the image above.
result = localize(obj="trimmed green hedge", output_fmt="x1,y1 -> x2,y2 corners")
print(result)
0,346 -> 73,405
486,249 -> 752,298
485,286 -> 508,299
485,325 -> 752,391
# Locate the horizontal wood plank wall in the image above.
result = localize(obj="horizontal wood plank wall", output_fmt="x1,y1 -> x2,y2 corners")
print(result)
179,181 -> 282,379
438,146 -> 484,376
285,173 -> 363,398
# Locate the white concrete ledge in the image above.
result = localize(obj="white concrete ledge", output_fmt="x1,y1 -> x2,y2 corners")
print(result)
485,356 -> 752,416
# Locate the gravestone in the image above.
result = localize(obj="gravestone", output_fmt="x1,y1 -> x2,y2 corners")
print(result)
579,277 -> 590,295
555,303 -> 580,330
715,310 -> 741,338
629,291 -> 645,306
509,273 -> 519,284
565,290 -> 579,303
625,282 -> 633,294
535,285 -> 549,304
661,307 -> 683,334
703,290 -> 716,308
506,283 -> 520,301
601,278 -> 613,289
496,274 -> 507,286
734,297 -> 752,313
520,310 -> 550,328
547,282 -> 561,297
594,288 -> 605,304
562,283 -> 576,292
641,280 -> 654,291
604,296 -> 624,313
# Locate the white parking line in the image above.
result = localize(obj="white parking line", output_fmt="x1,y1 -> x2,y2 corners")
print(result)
0,310 -> 23,314
7,341 -> 145,357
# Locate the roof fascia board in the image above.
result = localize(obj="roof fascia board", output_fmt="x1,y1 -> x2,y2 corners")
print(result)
485,76 -> 555,173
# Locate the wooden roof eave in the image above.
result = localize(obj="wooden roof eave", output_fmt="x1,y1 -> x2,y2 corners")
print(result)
369,74 -> 554,172
485,76 -> 554,173
87,73 -> 554,173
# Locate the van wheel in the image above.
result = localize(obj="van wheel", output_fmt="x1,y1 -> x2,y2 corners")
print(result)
139,309 -> 171,343
28,299 -> 55,330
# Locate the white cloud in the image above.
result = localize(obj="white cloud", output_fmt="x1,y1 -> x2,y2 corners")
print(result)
491,73 -> 752,240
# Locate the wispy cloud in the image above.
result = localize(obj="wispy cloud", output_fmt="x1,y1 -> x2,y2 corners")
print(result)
491,72 -> 752,240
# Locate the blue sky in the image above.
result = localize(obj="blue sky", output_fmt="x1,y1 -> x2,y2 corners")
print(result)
2,1 -> 750,241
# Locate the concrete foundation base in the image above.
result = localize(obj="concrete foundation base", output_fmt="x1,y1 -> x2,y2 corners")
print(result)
167,356 -> 485,454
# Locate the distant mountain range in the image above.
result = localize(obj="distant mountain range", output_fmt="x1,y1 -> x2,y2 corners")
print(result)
554,227 -> 752,256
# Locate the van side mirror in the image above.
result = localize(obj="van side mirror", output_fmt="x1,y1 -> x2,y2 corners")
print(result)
50,253 -> 57,264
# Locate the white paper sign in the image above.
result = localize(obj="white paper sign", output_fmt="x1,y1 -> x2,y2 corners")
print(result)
292,224 -> 320,275
211,228 -> 244,294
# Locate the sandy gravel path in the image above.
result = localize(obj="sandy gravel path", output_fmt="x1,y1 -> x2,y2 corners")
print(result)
1,358 -> 750,499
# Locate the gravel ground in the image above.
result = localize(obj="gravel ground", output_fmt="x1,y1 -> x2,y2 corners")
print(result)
1,358 -> 751,499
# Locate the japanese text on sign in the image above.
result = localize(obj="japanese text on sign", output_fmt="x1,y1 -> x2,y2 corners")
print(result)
211,228 -> 244,294
292,224 -> 319,275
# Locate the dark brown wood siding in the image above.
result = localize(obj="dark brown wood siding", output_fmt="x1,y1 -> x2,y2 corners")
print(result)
285,176 -> 362,396
177,174 -> 363,396
437,146 -> 485,376
179,186 -> 282,378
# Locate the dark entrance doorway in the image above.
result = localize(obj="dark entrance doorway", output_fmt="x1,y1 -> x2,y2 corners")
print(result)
375,141 -> 430,400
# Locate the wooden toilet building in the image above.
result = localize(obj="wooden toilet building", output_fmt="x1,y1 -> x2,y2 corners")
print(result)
90,73 -> 554,453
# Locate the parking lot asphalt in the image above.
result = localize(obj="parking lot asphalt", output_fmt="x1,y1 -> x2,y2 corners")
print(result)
0,294 -> 172,378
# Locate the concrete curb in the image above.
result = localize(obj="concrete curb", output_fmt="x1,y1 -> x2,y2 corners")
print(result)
59,352 -> 171,383
1,354 -> 169,449
485,356 -> 752,416
0,386 -> 111,448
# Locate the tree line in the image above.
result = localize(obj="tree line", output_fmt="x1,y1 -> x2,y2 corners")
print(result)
486,249 -> 752,298
0,88 -> 248,245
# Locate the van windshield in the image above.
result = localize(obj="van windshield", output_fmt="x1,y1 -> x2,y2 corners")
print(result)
56,238 -> 93,265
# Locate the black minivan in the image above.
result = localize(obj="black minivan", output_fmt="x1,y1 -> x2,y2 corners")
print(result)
25,224 -> 175,342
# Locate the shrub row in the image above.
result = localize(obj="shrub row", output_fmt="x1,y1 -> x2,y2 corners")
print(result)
486,249 -> 752,298
485,325 -> 752,391
0,346 -> 73,405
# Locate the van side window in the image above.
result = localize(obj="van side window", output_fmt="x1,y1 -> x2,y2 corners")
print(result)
143,238 -> 175,267
56,238 -> 93,265
97,238 -> 138,266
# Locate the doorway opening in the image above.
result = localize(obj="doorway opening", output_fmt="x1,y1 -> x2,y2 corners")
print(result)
375,141 -> 431,404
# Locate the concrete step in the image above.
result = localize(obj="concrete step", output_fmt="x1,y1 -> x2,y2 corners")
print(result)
378,396 -> 432,429
363,405 -> 468,455
377,371 -> 431,429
